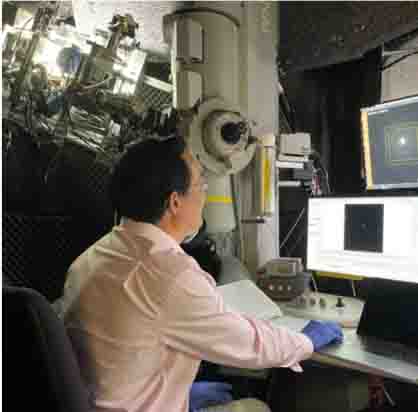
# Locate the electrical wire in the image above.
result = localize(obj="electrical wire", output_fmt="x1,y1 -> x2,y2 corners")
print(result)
287,228 -> 306,257
279,207 -> 306,251
9,17 -> 34,64
80,74 -> 114,92
350,279 -> 357,297
310,150 -> 331,194
311,275 -> 319,292
280,152 -> 324,254
382,386 -> 396,407
279,106 -> 293,133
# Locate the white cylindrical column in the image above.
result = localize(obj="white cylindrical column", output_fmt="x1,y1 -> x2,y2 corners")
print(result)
165,10 -> 240,110
204,174 -> 235,234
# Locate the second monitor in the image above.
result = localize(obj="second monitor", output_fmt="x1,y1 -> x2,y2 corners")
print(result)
307,195 -> 418,284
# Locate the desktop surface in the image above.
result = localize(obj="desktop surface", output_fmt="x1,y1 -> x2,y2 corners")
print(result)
300,195 -> 418,384
319,328 -> 418,384
271,315 -> 418,385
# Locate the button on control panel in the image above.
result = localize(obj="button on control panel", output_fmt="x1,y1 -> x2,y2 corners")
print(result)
282,292 -> 364,328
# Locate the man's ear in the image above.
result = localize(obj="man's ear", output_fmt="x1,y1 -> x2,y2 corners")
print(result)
167,191 -> 181,215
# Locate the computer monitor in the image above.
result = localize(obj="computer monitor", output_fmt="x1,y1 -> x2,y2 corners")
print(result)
307,196 -> 418,284
361,95 -> 418,190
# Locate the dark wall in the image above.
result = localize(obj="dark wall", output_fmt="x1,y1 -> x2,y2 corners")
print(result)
279,49 -> 381,194
278,50 -> 382,267
280,1 -> 418,72
318,49 -> 382,193
3,120 -> 114,300
278,3 -> 417,265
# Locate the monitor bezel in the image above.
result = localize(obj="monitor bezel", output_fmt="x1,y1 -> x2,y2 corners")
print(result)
360,95 -> 418,191
306,194 -> 418,282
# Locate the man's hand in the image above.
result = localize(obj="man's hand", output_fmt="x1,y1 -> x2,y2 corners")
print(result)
189,381 -> 233,411
301,320 -> 344,351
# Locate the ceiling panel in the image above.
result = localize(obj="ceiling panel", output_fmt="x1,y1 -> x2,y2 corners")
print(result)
280,1 -> 418,72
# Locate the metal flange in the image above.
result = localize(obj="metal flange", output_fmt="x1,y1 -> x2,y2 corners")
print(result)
188,97 -> 256,176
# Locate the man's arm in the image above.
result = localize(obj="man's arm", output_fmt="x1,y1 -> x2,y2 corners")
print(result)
160,269 -> 313,371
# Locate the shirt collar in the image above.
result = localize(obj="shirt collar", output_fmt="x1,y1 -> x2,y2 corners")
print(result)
119,217 -> 185,255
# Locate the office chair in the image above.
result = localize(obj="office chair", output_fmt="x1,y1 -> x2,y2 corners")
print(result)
3,286 -> 90,412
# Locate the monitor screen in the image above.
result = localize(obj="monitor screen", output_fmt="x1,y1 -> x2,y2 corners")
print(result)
361,95 -> 418,190
307,196 -> 418,283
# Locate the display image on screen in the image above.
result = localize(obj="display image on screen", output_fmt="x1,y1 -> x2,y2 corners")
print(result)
344,204 -> 383,253
384,122 -> 418,165
361,95 -> 418,190
307,196 -> 418,283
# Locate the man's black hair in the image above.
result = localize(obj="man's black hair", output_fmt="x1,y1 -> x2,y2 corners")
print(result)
109,137 -> 191,224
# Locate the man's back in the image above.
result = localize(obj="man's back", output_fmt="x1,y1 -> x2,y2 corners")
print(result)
59,218 -> 314,412
61,219 -> 205,412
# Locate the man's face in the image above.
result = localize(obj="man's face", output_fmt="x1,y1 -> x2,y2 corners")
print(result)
179,149 -> 208,236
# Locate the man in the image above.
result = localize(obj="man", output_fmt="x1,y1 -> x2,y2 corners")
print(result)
57,137 -> 342,412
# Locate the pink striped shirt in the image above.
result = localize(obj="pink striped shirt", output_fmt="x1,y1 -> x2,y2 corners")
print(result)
60,218 -> 313,412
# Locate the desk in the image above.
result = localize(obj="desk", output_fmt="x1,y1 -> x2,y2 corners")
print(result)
270,315 -> 418,386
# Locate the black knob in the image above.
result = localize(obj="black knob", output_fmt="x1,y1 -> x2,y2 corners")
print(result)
336,297 -> 345,308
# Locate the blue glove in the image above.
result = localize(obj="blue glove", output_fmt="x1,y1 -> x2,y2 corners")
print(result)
301,320 -> 344,351
189,381 -> 233,412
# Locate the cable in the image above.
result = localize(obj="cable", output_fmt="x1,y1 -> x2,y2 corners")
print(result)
80,74 -> 114,92
9,17 -> 34,64
310,150 -> 331,195
314,154 -> 330,192
311,275 -> 319,293
381,51 -> 418,71
382,386 -> 396,407
315,167 -> 331,195
287,228 -> 306,257
279,105 -> 293,133
279,207 -> 306,251
279,94 -> 296,132
350,279 -> 357,297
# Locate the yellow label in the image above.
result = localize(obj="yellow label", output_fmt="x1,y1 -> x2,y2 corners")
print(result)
263,155 -> 271,207
206,195 -> 233,204
316,271 -> 363,281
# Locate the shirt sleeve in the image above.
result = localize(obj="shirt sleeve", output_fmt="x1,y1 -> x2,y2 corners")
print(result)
160,269 -> 313,372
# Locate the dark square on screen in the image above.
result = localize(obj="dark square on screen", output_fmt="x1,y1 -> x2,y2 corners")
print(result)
344,204 -> 383,253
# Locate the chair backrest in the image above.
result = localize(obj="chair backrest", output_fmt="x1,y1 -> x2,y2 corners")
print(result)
3,286 -> 91,411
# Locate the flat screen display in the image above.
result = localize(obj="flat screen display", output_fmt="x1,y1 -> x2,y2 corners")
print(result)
307,196 -> 418,283
361,95 -> 418,190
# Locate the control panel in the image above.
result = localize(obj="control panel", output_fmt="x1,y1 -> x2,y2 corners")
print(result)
282,292 -> 364,328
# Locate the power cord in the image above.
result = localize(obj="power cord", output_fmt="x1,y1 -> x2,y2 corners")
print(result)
310,150 -> 331,195
279,207 -> 306,252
